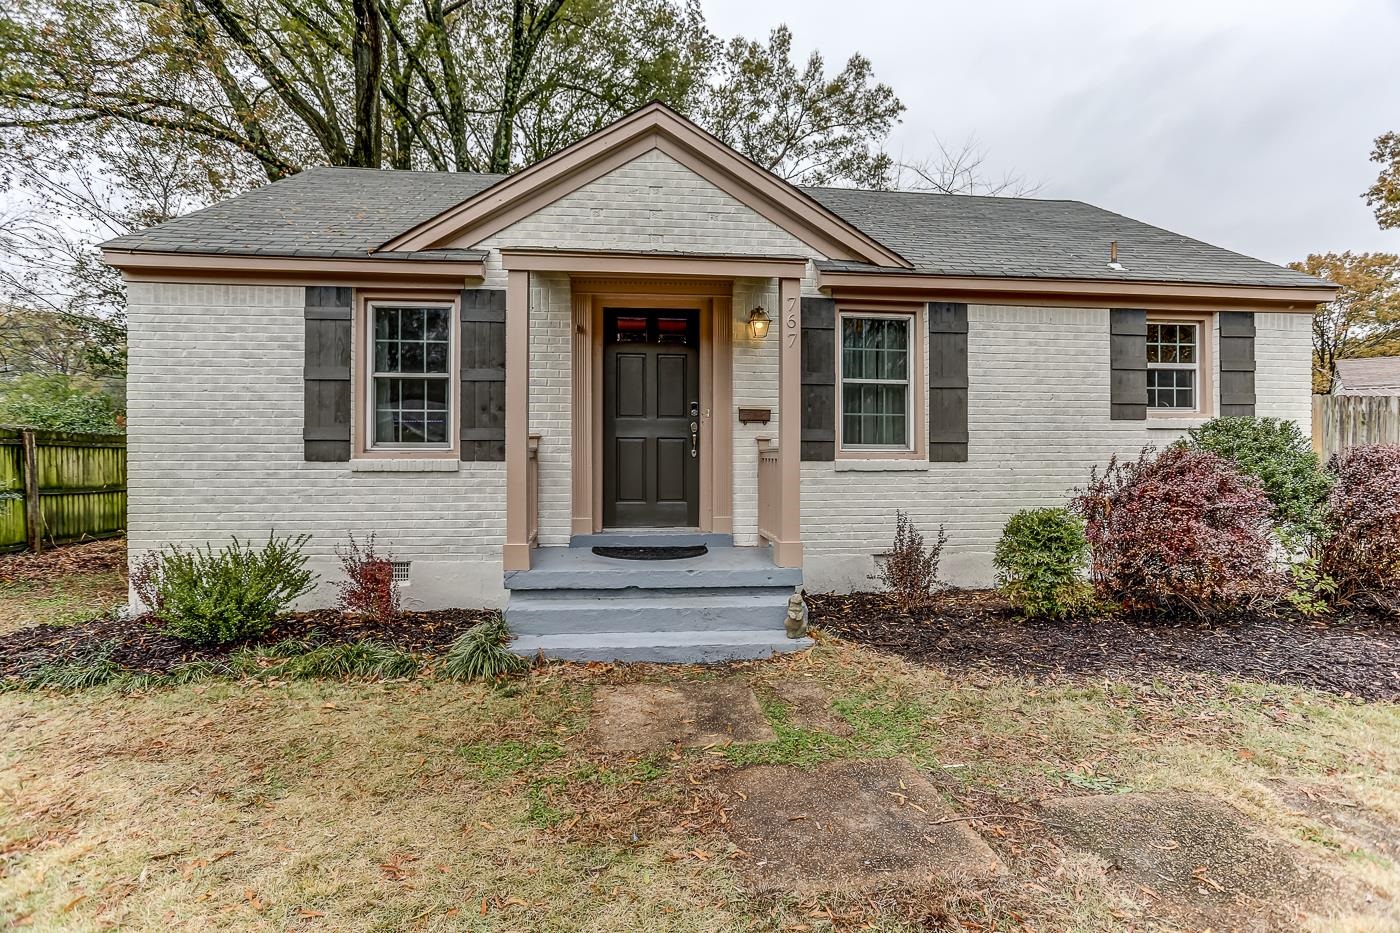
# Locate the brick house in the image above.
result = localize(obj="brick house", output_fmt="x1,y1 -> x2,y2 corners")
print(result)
101,103 -> 1334,661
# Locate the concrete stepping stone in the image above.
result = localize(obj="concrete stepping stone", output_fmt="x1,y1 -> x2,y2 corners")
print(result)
1043,792 -> 1305,906
771,680 -> 854,736
718,758 -> 1004,893
590,681 -> 775,753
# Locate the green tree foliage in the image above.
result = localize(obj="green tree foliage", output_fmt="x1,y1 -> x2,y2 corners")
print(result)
0,373 -> 122,433
1365,131 -> 1400,230
1288,251 -> 1400,393
0,0 -> 902,183
1185,417 -> 1332,542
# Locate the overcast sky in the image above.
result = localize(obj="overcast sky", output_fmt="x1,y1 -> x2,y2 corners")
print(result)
703,0 -> 1400,266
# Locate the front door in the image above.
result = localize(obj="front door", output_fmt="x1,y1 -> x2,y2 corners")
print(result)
602,309 -> 700,527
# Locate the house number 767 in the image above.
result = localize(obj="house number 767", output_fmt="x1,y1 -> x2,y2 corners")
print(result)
785,296 -> 798,348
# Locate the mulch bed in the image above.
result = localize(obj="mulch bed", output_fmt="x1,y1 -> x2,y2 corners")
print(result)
0,537 -> 127,584
809,590 -> 1400,702
0,608 -> 495,678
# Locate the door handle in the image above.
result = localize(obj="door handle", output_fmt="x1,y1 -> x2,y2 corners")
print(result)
689,401 -> 699,458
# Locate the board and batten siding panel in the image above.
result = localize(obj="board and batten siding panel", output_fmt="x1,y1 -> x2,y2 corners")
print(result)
800,303 -> 1314,592
459,288 -> 508,462
126,282 -> 509,609
1218,311 -> 1257,417
799,296 -> 836,461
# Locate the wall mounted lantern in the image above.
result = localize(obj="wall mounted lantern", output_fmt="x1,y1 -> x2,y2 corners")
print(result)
747,307 -> 771,339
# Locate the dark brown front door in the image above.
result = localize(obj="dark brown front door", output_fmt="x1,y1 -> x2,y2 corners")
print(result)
603,309 -> 700,527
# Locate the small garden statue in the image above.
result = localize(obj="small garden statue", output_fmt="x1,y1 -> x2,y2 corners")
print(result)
785,591 -> 809,638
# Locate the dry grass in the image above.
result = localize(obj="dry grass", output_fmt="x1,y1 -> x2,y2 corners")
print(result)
2,573 -> 1398,930
0,572 -> 127,635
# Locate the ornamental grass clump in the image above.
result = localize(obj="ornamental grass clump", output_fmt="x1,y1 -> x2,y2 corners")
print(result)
1186,417 -> 1333,543
136,534 -> 316,645
1072,447 -> 1282,619
439,616 -> 528,682
1319,444 -> 1400,613
993,507 -> 1094,620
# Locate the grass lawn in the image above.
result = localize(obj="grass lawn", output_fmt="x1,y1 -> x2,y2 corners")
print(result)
2,563 -> 1398,931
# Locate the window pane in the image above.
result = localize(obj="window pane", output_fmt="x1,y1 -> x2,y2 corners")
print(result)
841,317 -> 908,381
842,382 -> 907,446
373,306 -> 451,377
1147,369 -> 1195,410
374,376 -> 450,445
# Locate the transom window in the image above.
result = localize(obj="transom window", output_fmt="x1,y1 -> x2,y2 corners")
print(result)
1146,321 -> 1199,411
371,304 -> 453,447
840,314 -> 911,449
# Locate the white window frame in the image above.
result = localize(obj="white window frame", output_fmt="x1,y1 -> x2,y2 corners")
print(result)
1146,319 -> 1202,414
837,311 -> 915,453
365,299 -> 457,452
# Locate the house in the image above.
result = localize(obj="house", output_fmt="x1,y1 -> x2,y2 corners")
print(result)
1333,357 -> 1400,395
100,103 -> 1335,661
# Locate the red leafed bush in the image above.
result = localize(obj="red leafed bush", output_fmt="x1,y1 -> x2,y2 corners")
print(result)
1320,444 -> 1400,613
1072,446 -> 1282,619
334,533 -> 401,621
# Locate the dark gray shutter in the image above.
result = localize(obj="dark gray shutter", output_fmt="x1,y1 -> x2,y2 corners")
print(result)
928,303 -> 969,462
1109,309 -> 1148,421
304,286 -> 353,462
1218,312 -> 1256,417
460,288 -> 507,462
800,297 -> 836,461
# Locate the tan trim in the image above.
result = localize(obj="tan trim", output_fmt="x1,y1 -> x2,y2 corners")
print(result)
570,276 -> 734,297
104,248 -> 484,285
352,289 -> 463,460
710,293 -> 734,534
502,248 -> 806,279
834,303 -> 926,460
503,270 -> 532,571
583,292 -> 727,533
817,270 -> 1336,312
1146,311 -> 1216,420
381,102 -> 908,268
569,291 -> 594,535
773,276 -> 803,567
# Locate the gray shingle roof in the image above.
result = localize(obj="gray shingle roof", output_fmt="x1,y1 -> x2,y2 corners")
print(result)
102,165 -> 1326,289
1335,357 -> 1400,395
101,166 -> 502,259
803,187 -> 1324,288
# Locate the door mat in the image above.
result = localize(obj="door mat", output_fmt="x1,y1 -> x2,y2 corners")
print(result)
591,545 -> 708,561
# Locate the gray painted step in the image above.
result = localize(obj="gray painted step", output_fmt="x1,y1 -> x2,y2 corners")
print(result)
506,591 -> 789,635
510,630 -> 814,663
509,585 -> 789,602
570,531 -> 734,548
505,546 -> 802,591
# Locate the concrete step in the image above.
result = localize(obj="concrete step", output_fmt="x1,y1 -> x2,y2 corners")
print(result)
505,546 -> 802,591
506,590 -> 790,635
569,531 -> 734,548
510,630 -> 814,663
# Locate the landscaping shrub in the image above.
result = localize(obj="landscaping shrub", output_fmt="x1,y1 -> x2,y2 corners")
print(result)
1186,417 -> 1332,541
871,510 -> 948,610
1319,444 -> 1400,612
993,508 -> 1094,620
439,616 -> 528,681
277,641 -> 420,680
1072,447 -> 1282,618
139,534 -> 316,645
334,533 -> 401,621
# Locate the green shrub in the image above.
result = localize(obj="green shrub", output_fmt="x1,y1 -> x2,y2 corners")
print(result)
0,373 -> 122,433
439,616 -> 528,682
993,508 -> 1094,619
1186,417 -> 1332,540
141,534 -> 316,645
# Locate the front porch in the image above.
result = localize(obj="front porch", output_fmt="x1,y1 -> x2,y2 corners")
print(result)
502,250 -> 808,575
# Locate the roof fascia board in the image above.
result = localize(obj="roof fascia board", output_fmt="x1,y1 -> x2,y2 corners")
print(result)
102,249 -> 485,286
500,248 -> 807,279
818,270 -> 1337,311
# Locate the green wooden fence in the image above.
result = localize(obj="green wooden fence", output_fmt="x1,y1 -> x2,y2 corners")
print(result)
0,427 -> 126,553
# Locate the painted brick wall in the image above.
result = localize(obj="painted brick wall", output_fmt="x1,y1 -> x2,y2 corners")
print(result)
801,305 -> 1314,591
472,149 -> 815,257
126,282 -> 508,607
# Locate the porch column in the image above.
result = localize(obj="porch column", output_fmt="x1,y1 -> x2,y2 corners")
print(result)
774,275 -> 803,567
503,269 -> 532,571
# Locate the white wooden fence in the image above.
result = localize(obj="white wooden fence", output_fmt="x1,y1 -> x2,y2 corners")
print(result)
1312,394 -> 1400,462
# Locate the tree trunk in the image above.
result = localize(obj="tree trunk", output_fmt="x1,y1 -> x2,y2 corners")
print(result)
351,0 -> 384,167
